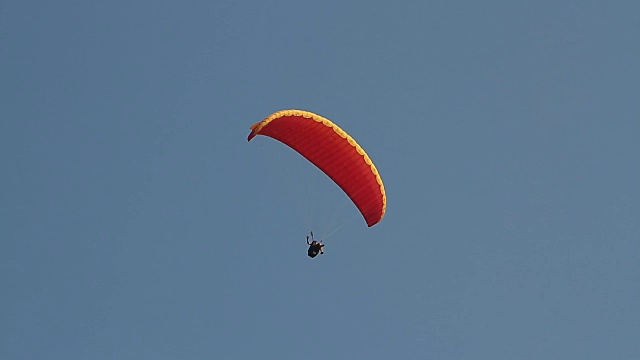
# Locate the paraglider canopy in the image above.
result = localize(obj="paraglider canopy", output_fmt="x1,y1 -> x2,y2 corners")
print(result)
248,109 -> 386,227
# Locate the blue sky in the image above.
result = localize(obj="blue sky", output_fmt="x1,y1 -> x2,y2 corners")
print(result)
2,1 -> 639,359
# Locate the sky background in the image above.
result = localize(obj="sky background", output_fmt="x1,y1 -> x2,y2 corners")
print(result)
2,1 -> 639,359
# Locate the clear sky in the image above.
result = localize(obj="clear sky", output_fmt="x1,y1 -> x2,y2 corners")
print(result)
2,1 -> 639,359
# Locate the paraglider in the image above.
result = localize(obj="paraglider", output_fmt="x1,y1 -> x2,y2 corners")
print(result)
306,231 -> 324,258
247,109 -> 386,257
